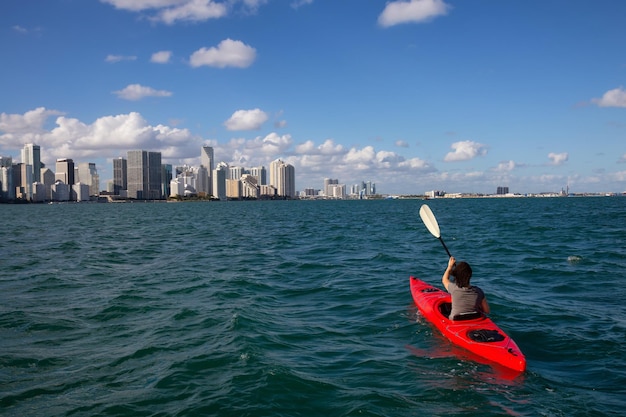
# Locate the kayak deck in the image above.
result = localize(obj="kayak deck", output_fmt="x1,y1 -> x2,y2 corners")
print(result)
410,276 -> 526,372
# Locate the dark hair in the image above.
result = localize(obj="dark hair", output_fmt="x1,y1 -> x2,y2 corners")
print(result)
452,261 -> 472,288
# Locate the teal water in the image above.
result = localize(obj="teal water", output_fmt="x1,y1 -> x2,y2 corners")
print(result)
1,198 -> 625,416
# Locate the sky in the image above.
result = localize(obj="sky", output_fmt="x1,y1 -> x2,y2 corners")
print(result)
1,0 -> 625,195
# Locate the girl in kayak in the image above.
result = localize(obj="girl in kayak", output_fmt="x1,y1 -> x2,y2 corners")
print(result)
442,256 -> 490,320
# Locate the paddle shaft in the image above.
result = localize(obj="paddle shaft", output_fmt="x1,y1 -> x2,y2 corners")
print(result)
438,236 -> 452,258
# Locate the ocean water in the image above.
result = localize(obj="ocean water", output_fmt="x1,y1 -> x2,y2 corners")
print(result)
1,197 -> 625,416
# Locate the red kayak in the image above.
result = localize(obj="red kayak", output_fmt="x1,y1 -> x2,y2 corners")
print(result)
410,276 -> 526,372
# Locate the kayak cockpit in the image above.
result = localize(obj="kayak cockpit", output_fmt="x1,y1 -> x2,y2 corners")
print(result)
437,302 -> 484,321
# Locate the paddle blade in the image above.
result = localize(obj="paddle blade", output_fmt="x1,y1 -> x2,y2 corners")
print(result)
419,204 -> 441,238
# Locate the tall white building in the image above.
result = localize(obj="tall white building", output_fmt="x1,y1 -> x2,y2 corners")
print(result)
41,168 -> 55,200
269,159 -> 295,198
229,166 -> 243,181
21,143 -> 41,181
55,158 -> 75,186
213,163 -> 227,200
0,156 -> 14,200
200,146 -> 214,196
196,165 -> 209,195
249,166 -> 267,185
76,162 -> 100,197
241,174 -> 259,199
324,178 -> 338,197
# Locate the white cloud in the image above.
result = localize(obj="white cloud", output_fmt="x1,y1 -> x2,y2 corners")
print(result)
241,0 -> 268,13
105,54 -> 137,63
151,50 -> 172,63
295,140 -> 315,154
190,39 -> 256,68
444,140 -> 487,162
274,119 -> 287,128
399,157 -> 432,171
344,146 -> 376,166
159,0 -> 227,24
101,0 -> 228,24
12,25 -> 28,34
619,154 -> 626,163
318,139 -> 344,155
395,140 -> 409,148
113,84 -> 173,100
0,107 -> 64,138
495,160 -> 516,172
592,87 -> 626,108
378,0 -> 450,28
100,0 -> 177,12
611,170 -> 626,182
224,109 -> 268,131
217,132 -> 293,165
548,152 -> 568,165
291,0 -> 313,9
295,139 -> 344,155
0,108 -> 200,163
260,132 -> 292,154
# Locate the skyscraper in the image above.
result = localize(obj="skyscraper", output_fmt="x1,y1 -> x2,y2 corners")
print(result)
21,143 -> 41,182
55,158 -> 75,186
213,163 -> 227,200
249,166 -> 267,185
0,156 -> 14,200
77,162 -> 99,196
162,164 -> 172,198
201,146 -> 214,197
270,159 -> 295,198
18,163 -> 33,200
196,165 -> 209,195
324,178 -> 338,197
113,157 -> 127,195
127,150 -> 162,200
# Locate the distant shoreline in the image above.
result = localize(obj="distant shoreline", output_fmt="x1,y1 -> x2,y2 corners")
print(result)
2,191 -> 624,205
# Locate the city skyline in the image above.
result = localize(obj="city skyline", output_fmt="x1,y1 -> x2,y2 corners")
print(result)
1,142 -> 380,202
1,1 -> 625,194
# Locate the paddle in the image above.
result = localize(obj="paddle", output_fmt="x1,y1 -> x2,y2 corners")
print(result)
419,204 -> 452,258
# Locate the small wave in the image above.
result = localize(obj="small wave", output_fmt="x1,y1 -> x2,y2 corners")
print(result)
567,255 -> 583,264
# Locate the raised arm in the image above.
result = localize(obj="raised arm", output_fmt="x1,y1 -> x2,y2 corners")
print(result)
442,256 -> 455,291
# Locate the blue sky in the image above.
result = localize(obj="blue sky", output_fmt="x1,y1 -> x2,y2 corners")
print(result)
1,0 -> 625,195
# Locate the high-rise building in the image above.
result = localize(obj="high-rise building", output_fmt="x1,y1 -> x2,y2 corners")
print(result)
213,163 -> 227,200
324,178 -> 338,197
201,146 -> 214,196
21,143 -> 41,184
249,166 -> 267,185
327,183 -> 346,199
196,165 -> 209,195
229,166 -> 243,181
241,174 -> 259,199
270,159 -> 295,198
127,150 -> 162,200
113,157 -> 127,195
0,156 -> 14,200
162,164 -> 172,198
77,162 -> 100,196
18,163 -> 33,200
201,146 -> 214,173
55,159 -> 75,186
41,168 -> 55,200
225,178 -> 241,199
